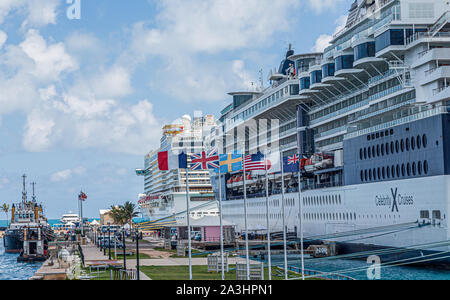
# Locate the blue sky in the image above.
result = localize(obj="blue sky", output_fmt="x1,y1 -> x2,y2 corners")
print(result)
0,0 -> 350,218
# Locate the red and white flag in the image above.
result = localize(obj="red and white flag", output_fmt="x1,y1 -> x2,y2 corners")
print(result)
79,192 -> 87,201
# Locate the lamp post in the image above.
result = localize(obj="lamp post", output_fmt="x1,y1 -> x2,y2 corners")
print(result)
103,230 -> 106,256
135,230 -> 140,280
122,229 -> 127,270
108,223 -> 111,260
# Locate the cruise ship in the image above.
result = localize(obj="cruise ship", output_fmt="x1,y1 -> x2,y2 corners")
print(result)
137,114 -> 219,223
208,0 -> 450,265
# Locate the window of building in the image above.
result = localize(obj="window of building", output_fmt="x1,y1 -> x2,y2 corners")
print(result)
420,210 -> 430,219
335,55 -> 354,71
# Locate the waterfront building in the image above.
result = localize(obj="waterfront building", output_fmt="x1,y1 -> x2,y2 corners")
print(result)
139,114 -> 219,222
208,0 -> 450,265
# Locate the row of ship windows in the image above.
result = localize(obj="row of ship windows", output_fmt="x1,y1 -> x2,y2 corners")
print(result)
302,195 -> 342,207
360,134 -> 428,160
360,161 -> 429,183
305,213 -> 402,221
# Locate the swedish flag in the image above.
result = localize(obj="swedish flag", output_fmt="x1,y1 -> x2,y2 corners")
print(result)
219,153 -> 242,173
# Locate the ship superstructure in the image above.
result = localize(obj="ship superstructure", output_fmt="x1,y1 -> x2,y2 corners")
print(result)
209,0 -> 450,264
138,114 -> 219,222
3,175 -> 54,254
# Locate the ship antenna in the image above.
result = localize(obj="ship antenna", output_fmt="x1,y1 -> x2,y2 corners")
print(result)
31,182 -> 37,203
22,174 -> 27,204
259,69 -> 264,90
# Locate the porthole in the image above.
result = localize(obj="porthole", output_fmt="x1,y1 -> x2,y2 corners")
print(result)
377,168 -> 381,180
387,166 -> 391,178
365,170 -> 368,181
377,145 -> 380,157
417,135 -> 421,149
376,132 -> 380,139
369,169 -> 372,181
372,146 -> 376,157
364,148 -> 367,159
392,165 -> 396,178
386,143 -> 390,155
412,162 -> 416,176
390,141 -> 394,154
400,139 -> 405,152
423,135 -> 427,148
396,165 -> 400,177
395,140 -> 400,153
360,149 -> 363,160
401,164 -> 405,177
407,163 -> 411,176
368,147 -> 372,158
406,138 -> 410,151
411,136 -> 415,150
381,144 -> 385,156
385,130 -> 389,137
382,167 -> 386,179
360,170 -> 364,182
418,161 -> 423,175
424,160 -> 429,174
374,168 -> 377,180
390,129 -> 394,135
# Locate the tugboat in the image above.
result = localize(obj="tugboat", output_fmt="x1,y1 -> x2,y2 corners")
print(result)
3,175 -> 54,261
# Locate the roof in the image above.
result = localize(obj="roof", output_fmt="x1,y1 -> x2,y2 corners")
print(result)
172,216 -> 234,227
99,209 -> 111,215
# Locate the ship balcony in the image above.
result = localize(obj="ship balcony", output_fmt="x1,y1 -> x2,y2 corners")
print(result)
335,68 -> 363,77
299,89 -> 320,96
310,82 -> 333,90
411,48 -> 450,69
353,56 -> 385,68
420,66 -> 450,86
269,73 -> 286,81
321,76 -> 346,84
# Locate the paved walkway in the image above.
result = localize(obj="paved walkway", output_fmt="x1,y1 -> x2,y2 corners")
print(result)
81,244 -> 152,280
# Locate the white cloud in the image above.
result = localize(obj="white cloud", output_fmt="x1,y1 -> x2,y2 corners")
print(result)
311,14 -> 348,52
50,166 -> 87,182
19,29 -> 78,81
0,0 -> 60,27
0,178 -> 10,189
0,30 -> 7,49
307,0 -> 346,14
91,66 -> 133,99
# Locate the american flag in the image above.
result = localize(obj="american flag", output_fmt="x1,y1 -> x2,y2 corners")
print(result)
191,149 -> 220,170
244,152 -> 266,171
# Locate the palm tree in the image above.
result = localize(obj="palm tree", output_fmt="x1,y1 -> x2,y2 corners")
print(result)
109,205 -> 125,225
121,201 -> 139,229
2,203 -> 9,226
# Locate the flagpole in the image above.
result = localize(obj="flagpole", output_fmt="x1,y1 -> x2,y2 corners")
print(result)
280,153 -> 288,280
218,166 -> 225,281
80,192 -> 84,236
264,151 -> 271,280
297,153 -> 305,280
242,150 -> 250,280
185,166 -> 192,280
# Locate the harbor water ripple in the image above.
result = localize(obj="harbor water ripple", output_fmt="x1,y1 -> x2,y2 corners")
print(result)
0,239 -> 43,280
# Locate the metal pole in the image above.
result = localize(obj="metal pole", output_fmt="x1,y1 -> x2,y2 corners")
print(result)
136,230 -> 140,280
242,150 -> 250,280
122,230 -> 127,270
280,152 -> 288,280
80,195 -> 84,236
103,231 -> 106,256
218,166 -> 225,280
186,167 -> 192,280
264,151 -> 271,280
108,225 -> 111,260
297,107 -> 305,281
114,232 -> 117,260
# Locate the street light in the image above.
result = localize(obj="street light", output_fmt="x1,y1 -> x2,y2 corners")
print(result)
135,229 -> 140,280
108,223 -> 112,260
122,229 -> 127,271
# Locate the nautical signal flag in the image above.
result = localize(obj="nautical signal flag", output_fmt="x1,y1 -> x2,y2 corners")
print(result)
191,149 -> 219,170
283,154 -> 300,173
158,151 -> 188,171
79,192 -> 87,201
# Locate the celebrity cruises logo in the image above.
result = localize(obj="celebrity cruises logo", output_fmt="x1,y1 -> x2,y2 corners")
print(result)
375,188 -> 414,212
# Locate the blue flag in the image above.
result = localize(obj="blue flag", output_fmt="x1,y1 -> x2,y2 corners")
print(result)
283,154 -> 300,173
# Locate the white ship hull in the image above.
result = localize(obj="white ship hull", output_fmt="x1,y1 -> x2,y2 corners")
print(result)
222,175 -> 450,253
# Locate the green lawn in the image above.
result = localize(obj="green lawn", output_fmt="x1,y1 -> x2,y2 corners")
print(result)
153,247 -> 209,258
107,250 -> 151,260
140,265 -> 305,280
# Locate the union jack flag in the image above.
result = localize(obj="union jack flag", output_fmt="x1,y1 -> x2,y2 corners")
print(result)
191,149 -> 220,170
287,154 -> 300,165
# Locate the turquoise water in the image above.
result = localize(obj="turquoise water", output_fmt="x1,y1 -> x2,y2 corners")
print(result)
0,219 -> 100,227
0,239 -> 43,280
267,254 -> 450,280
